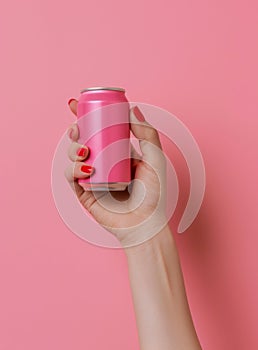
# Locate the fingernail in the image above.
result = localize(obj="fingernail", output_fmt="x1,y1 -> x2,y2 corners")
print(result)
77,147 -> 88,157
68,98 -> 76,106
81,165 -> 93,174
67,128 -> 74,139
134,106 -> 145,122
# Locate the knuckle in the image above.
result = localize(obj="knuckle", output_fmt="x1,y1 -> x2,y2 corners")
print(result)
148,127 -> 159,140
68,142 -> 79,159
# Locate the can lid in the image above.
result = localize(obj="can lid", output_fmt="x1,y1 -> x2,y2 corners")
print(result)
80,86 -> 125,93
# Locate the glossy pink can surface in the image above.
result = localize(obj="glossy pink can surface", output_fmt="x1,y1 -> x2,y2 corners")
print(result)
77,87 -> 131,191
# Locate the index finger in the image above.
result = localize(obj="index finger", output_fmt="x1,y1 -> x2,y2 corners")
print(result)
68,98 -> 78,116
67,98 -> 79,141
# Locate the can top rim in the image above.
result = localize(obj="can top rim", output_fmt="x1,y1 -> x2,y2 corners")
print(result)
80,86 -> 125,93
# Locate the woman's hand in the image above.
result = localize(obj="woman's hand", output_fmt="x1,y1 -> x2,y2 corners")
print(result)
65,99 -> 167,247
65,99 -> 202,349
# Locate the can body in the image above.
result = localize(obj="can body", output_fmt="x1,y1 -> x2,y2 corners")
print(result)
77,87 -> 131,191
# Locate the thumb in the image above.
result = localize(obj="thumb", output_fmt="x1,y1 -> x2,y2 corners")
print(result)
130,106 -> 162,148
130,106 -> 164,168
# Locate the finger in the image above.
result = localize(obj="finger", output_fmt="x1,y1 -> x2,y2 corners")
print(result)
130,106 -> 162,149
68,98 -> 78,116
65,162 -> 94,182
64,163 -> 109,221
68,142 -> 90,161
64,162 -> 94,196
67,123 -> 79,142
130,106 -> 165,169
67,99 -> 79,141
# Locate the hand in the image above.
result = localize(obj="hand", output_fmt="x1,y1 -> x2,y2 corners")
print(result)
65,99 -> 168,247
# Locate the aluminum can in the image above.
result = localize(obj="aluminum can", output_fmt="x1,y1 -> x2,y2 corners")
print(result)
77,87 -> 131,191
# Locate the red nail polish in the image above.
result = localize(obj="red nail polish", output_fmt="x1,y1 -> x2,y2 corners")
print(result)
77,148 -> 87,157
134,106 -> 145,122
68,98 -> 76,106
81,165 -> 93,174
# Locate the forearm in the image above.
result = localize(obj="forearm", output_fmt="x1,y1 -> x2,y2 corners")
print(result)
125,225 -> 202,350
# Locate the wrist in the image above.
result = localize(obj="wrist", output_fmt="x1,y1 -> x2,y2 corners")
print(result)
112,211 -> 170,248
124,224 -> 175,259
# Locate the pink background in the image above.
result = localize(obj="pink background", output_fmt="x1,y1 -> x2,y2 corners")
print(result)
1,0 -> 258,349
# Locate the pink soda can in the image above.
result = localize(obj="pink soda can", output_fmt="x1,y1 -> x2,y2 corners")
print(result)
76,86 -> 131,191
